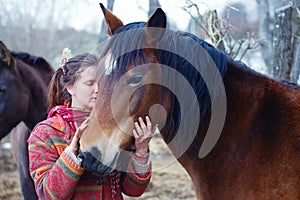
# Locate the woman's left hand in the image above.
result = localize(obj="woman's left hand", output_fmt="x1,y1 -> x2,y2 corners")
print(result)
69,118 -> 89,155
133,116 -> 158,157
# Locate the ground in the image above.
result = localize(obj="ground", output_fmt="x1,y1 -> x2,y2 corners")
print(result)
0,135 -> 195,200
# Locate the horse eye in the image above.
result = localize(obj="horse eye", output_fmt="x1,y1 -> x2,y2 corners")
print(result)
0,85 -> 7,93
127,75 -> 143,86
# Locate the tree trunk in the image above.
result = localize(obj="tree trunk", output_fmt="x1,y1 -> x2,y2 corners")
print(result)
255,0 -> 273,74
291,7 -> 300,83
272,4 -> 293,80
291,38 -> 300,83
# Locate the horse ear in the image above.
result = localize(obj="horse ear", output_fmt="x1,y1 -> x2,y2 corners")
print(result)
145,8 -> 167,46
0,41 -> 13,67
99,3 -> 124,35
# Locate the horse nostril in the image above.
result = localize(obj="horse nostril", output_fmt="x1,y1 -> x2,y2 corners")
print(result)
125,143 -> 136,152
0,85 -> 7,93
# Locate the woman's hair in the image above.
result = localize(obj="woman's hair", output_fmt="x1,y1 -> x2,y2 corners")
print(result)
47,52 -> 99,111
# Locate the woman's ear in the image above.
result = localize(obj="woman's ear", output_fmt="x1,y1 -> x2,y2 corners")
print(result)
66,84 -> 74,96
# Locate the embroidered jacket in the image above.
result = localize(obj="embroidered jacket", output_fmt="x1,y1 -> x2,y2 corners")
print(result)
28,106 -> 151,200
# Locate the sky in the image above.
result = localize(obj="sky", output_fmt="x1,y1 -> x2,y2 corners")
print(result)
69,0 -> 258,32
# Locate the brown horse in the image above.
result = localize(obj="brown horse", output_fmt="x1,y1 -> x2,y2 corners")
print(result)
0,41 -> 53,199
79,4 -> 300,199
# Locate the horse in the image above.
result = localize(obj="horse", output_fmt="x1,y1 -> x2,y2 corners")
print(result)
0,41 -> 53,200
79,4 -> 300,200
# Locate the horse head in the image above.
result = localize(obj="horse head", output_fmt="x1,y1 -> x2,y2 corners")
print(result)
78,4 -> 171,176
0,41 -> 29,139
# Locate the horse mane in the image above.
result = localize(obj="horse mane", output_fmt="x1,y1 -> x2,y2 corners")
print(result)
100,22 -> 147,80
281,79 -> 300,88
158,31 -> 228,112
11,51 -> 53,72
11,51 -> 53,84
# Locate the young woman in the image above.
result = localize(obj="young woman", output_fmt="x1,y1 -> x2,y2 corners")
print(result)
28,52 -> 156,199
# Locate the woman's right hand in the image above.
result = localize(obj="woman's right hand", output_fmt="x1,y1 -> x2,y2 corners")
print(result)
69,118 -> 89,155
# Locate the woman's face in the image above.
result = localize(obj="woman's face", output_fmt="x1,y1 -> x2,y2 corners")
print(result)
67,65 -> 98,111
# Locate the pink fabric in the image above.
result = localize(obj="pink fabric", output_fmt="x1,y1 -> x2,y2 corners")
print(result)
47,105 -> 90,131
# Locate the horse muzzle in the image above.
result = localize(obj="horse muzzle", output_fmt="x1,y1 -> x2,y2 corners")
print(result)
78,147 -> 117,177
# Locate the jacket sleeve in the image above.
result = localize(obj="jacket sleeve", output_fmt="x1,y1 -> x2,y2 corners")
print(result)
28,124 -> 84,200
120,154 -> 152,197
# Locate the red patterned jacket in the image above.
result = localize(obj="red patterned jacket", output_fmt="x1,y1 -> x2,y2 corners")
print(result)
28,106 -> 151,200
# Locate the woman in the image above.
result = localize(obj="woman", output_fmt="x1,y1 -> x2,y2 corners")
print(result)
28,52 -> 156,199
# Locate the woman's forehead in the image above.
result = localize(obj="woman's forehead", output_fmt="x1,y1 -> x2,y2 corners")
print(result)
77,65 -> 97,79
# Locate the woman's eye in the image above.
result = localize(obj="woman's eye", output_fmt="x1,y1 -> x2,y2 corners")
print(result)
86,81 -> 95,86
127,75 -> 143,86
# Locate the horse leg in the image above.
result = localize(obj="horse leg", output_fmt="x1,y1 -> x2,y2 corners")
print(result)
10,122 -> 38,200
10,124 -> 20,162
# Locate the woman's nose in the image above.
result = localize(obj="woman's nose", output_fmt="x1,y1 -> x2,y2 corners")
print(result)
94,83 -> 99,93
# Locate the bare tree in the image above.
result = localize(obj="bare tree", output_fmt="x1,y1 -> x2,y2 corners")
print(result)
255,0 -> 300,82
255,0 -> 273,74
0,0 -> 99,67
183,1 -> 261,60
183,0 -> 300,83
292,41 -> 300,82
272,3 -> 293,80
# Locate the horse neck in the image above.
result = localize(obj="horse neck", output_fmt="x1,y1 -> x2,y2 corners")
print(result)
224,60 -> 268,109
162,61 -> 263,160
17,60 -> 49,129
223,59 -> 300,114
225,60 -> 300,133
159,58 -> 300,199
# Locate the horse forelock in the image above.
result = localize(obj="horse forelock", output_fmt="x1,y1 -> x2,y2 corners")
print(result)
100,22 -> 148,79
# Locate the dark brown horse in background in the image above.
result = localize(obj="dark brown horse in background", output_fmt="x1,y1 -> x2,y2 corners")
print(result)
0,41 -> 53,199
79,4 -> 300,200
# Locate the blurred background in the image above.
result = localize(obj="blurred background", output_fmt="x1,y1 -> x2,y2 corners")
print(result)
1,1 -> 300,199
1,0 -> 300,82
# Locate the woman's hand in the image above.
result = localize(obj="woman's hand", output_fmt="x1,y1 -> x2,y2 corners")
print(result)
132,116 -> 158,157
69,118 -> 89,155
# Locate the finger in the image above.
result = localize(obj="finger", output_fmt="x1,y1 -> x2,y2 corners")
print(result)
76,123 -> 88,138
132,129 -> 139,139
79,122 -> 88,131
72,123 -> 88,145
74,121 -> 78,129
138,117 -> 147,132
69,133 -> 79,149
82,117 -> 90,125
145,116 -> 152,131
134,121 -> 143,136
